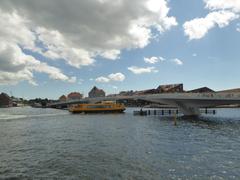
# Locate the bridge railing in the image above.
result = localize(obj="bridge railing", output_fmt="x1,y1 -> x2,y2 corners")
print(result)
185,93 -> 240,99
150,92 -> 240,99
48,92 -> 240,107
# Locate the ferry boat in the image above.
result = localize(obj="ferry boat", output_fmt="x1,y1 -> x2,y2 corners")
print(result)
69,101 -> 125,113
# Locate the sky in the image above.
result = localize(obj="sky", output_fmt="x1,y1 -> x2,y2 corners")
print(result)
0,0 -> 240,99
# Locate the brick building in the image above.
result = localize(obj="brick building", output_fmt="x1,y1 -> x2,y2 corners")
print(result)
59,95 -> 67,101
67,92 -> 83,100
157,84 -> 184,93
88,86 -> 105,98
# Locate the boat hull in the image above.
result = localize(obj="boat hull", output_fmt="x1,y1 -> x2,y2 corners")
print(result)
69,102 -> 126,114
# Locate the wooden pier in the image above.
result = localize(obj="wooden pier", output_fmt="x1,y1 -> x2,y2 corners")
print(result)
133,108 -> 216,116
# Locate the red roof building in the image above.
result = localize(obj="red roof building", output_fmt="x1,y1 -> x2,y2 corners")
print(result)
59,95 -> 67,101
67,92 -> 83,100
157,84 -> 184,93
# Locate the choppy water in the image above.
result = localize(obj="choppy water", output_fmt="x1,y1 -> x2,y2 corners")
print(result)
0,107 -> 240,179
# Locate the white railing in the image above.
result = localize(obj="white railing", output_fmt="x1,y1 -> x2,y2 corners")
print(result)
49,92 -> 240,107
143,92 -> 240,99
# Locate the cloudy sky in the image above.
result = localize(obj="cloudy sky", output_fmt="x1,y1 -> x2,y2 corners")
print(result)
0,0 -> 240,99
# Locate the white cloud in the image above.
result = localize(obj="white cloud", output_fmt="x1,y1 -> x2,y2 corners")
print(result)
0,41 -> 76,85
33,62 -> 77,83
204,0 -> 240,13
95,72 -> 125,83
99,50 -> 121,60
183,0 -> 240,40
35,27 -> 94,68
0,1 -> 178,85
145,0 -> 178,32
172,58 -> 183,65
95,76 -> 110,83
144,56 -> 165,64
108,73 -> 125,82
128,66 -> 158,74
183,10 -> 239,40
77,79 -> 84,85
0,10 -> 35,50
0,0 -> 177,64
159,57 -> 165,61
192,53 -> 197,57
237,23 -> 240,32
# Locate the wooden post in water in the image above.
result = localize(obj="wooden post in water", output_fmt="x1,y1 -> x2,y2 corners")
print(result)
173,111 -> 177,126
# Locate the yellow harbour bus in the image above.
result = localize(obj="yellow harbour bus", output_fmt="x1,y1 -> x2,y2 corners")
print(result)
69,101 -> 126,113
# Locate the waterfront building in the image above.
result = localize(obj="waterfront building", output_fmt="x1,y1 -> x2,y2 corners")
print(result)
67,92 -> 83,100
217,88 -> 240,93
119,90 -> 135,96
0,93 -> 12,108
135,89 -> 159,95
88,86 -> 105,98
12,97 -> 24,107
157,83 -> 184,93
125,84 -> 184,96
187,87 -> 215,93
59,95 -> 67,101
107,94 -> 118,97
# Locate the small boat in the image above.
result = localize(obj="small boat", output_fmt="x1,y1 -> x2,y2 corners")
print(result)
69,101 -> 126,113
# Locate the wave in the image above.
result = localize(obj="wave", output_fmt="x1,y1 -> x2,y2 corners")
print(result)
29,113 -> 69,118
0,112 -> 69,120
0,114 -> 27,120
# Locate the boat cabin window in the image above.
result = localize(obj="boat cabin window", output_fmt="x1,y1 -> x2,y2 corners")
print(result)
87,105 -> 112,109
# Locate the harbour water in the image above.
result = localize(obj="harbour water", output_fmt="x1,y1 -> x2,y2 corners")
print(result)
0,107 -> 240,179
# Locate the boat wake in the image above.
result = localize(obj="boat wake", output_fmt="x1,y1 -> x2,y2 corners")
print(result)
0,114 -> 27,120
0,112 -> 69,120
29,113 -> 70,118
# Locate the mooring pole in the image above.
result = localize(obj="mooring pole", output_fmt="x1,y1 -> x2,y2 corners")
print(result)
173,111 -> 177,126
154,110 -> 156,115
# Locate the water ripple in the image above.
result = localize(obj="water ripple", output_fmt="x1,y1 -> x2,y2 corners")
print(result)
0,107 -> 239,179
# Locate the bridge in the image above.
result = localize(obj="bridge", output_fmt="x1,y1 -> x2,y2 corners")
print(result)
48,93 -> 240,116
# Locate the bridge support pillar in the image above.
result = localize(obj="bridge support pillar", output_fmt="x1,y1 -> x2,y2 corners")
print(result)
174,101 -> 200,117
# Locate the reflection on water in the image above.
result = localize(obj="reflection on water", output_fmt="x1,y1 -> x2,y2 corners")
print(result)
0,107 -> 240,179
